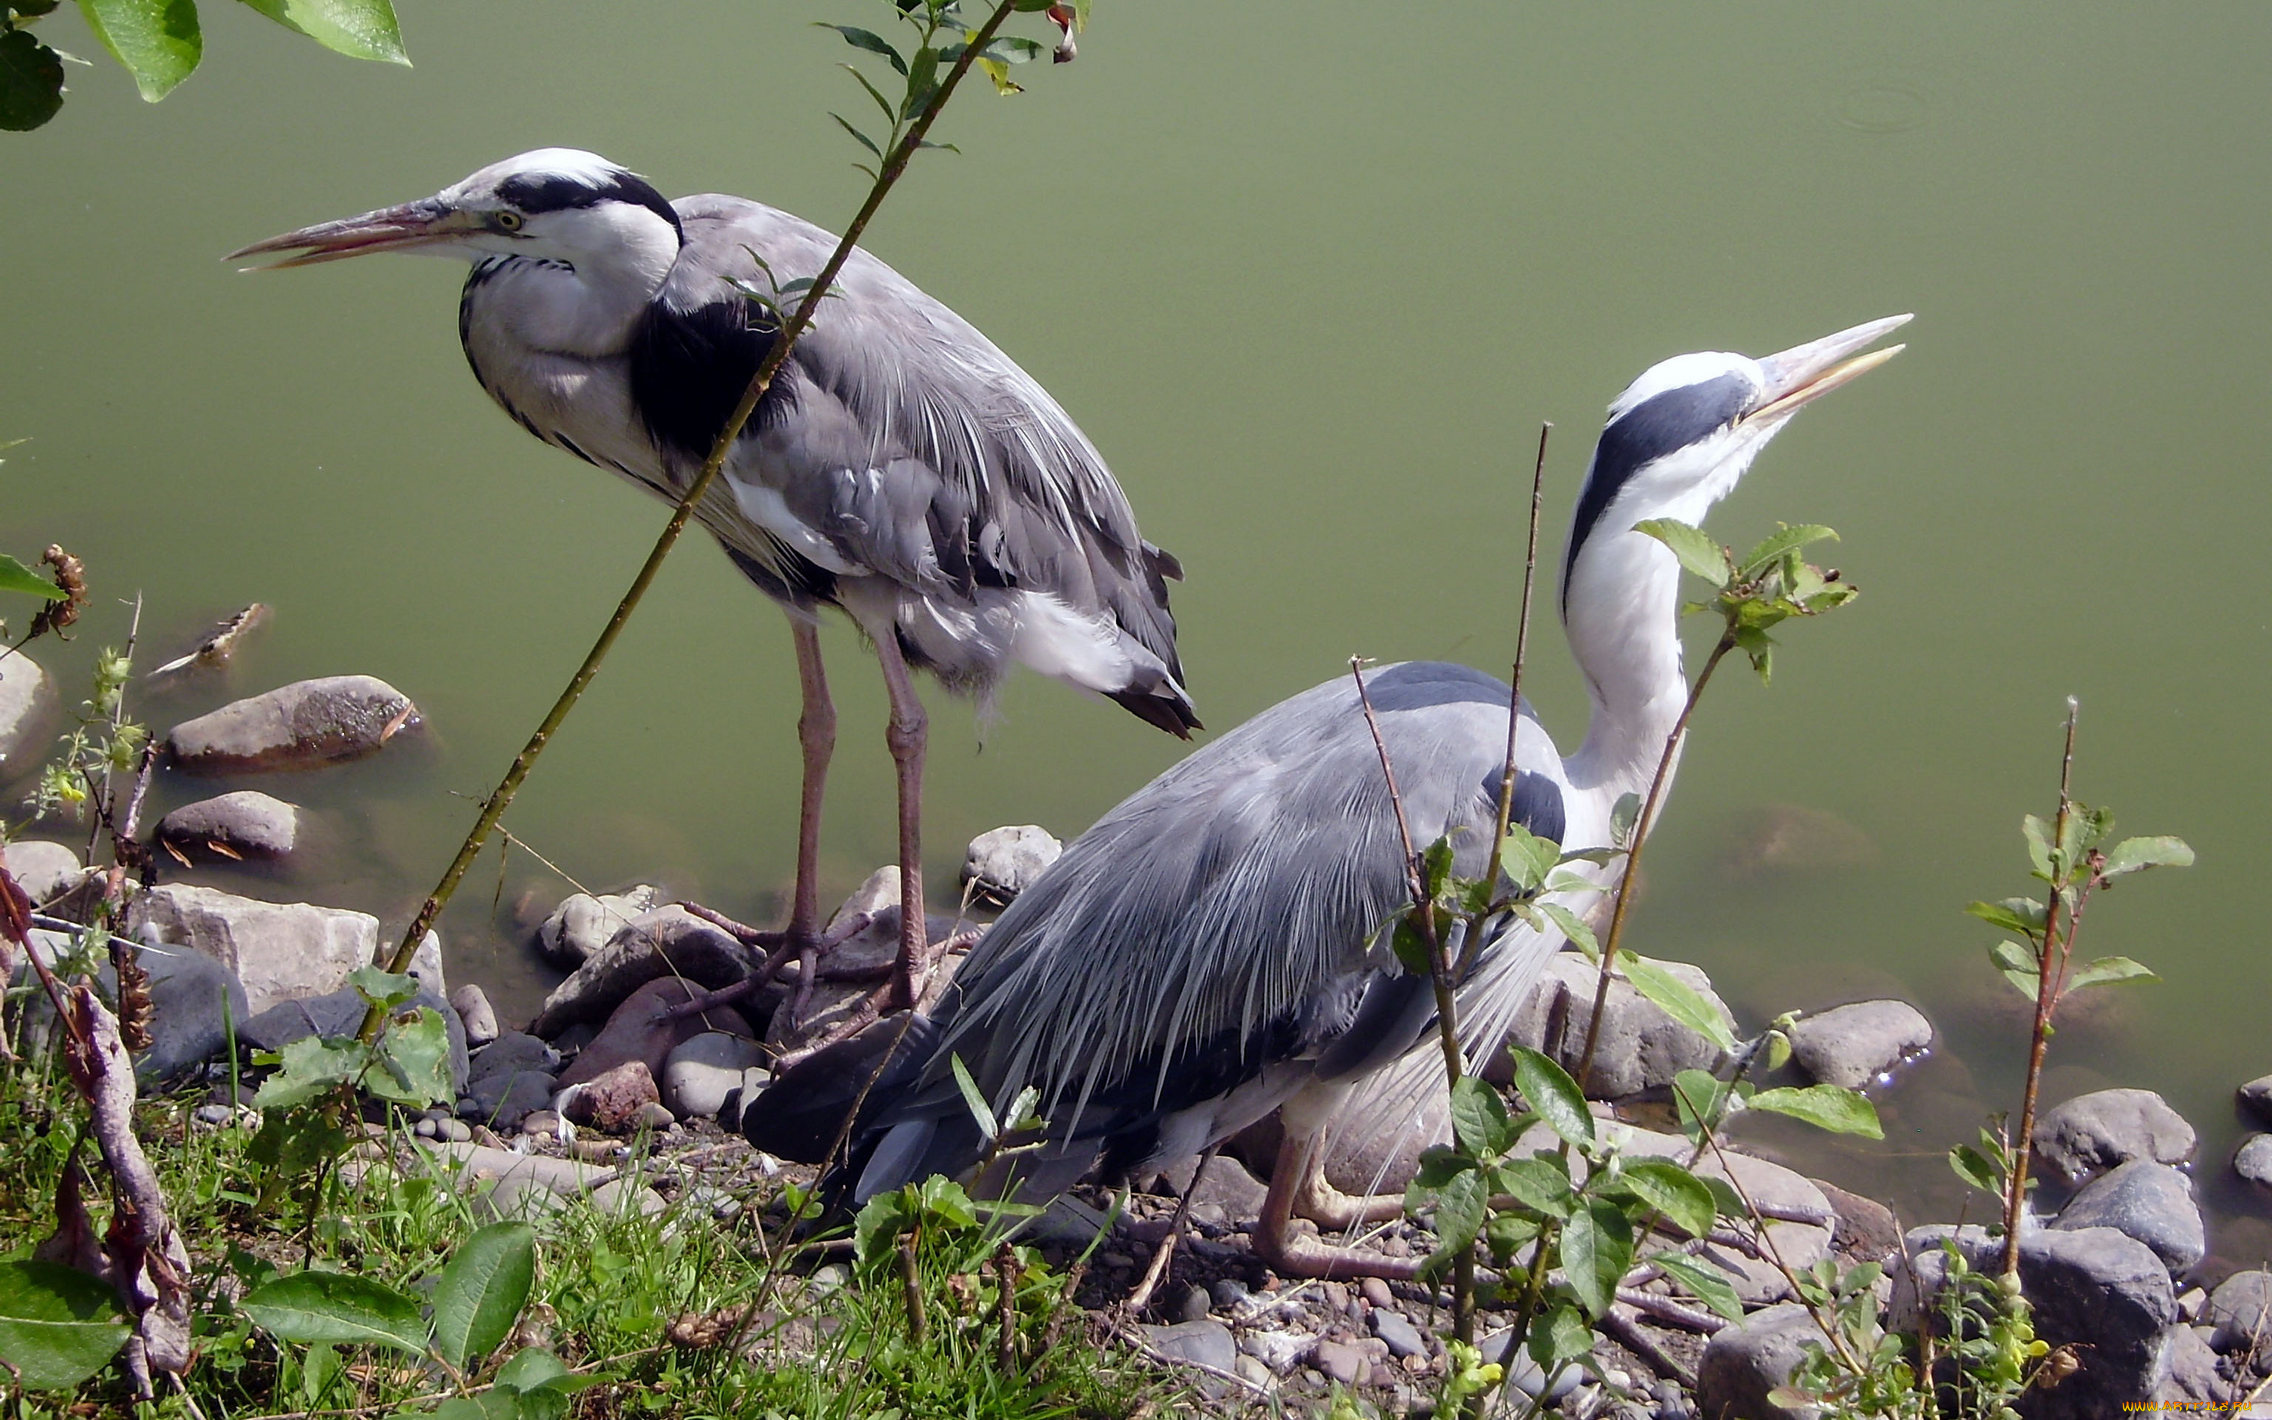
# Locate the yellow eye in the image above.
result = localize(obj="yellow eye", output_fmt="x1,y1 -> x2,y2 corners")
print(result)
495,210 -> 525,232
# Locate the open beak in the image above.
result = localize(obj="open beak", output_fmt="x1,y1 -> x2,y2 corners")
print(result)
1745,313 -> 1912,425
226,198 -> 467,269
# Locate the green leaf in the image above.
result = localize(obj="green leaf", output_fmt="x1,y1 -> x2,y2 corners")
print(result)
1746,1084 -> 1883,1139
1609,793 -> 1642,849
1391,916 -> 1434,975
493,1346 -> 570,1391
1427,1166 -> 1489,1263
1491,1156 -> 1575,1219
2021,813 -> 2055,879
1497,822 -> 1555,892
1670,1068 -> 1737,1140
1509,1046 -> 1592,1148
1948,1143 -> 2000,1197
1987,939 -> 2041,999
1534,901 -> 1599,962
829,112 -> 884,161
240,1270 -> 428,1355
1650,1253 -> 1745,1322
253,1033 -> 368,1109
1420,834 -> 1457,901
237,0 -> 407,64
348,964 -> 420,1010
430,1222 -> 536,1368
817,23 -> 908,74
1617,1161 -> 1717,1242
1528,1301 -> 1592,1369
852,1190 -> 911,1273
77,0 -> 202,101
1737,524 -> 1838,577
366,1007 -> 452,1107
1560,1198 -> 1633,1319
0,552 -> 65,601
1636,518 -> 1732,586
2099,835 -> 2193,879
1618,952 -> 1736,1053
2067,955 -> 2157,990
901,43 -> 938,120
1966,897 -> 2048,936
0,30 -> 67,131
0,1259 -> 130,1391
1448,1075 -> 1514,1158
949,1054 -> 997,1142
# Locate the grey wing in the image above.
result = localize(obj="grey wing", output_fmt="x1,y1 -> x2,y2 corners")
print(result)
660,197 -> 1190,707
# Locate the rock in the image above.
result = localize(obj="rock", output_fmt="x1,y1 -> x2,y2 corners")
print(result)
1239,1327 -> 1311,1374
1210,1279 -> 1250,1311
0,654 -> 60,781
1477,1327 -> 1587,1400
2032,1088 -> 2197,1187
2205,1269 -> 2272,1351
463,1070 -> 557,1130
154,791 -> 300,863
561,1060 -> 661,1132
662,1031 -> 769,1119
767,868 -> 965,1054
1506,950 -> 1733,1099
240,979 -> 470,1095
405,1140 -> 613,1221
1695,1302 -> 1830,1420
1141,1319 -> 1236,1374
590,1177 -> 666,1217
557,977 -> 753,1090
529,906 -> 753,1038
631,1101 -> 675,1131
1177,1284 -> 1211,1324
960,824 -> 1062,907
166,674 -> 420,774
519,1109 -> 562,1138
2238,1074 -> 2272,1128
2052,1159 -> 2205,1271
1892,1223 -> 2176,1420
1719,802 -> 1877,877
2154,1321 -> 2229,1405
1786,999 -> 1931,1090
470,1032 -> 561,1083
537,885 -> 664,969
1370,1309 -> 1427,1359
127,883 -> 379,1017
1816,1179 -> 1902,1261
2,839 -> 82,904
2235,1134 -> 2272,1193
11,931 -> 250,1082
1156,1151 -> 1271,1230
450,984 -> 499,1045
1310,1337 -> 1367,1386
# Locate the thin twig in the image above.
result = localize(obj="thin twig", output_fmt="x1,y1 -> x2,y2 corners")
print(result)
1483,423 -> 1552,895
2002,697 -> 2080,1281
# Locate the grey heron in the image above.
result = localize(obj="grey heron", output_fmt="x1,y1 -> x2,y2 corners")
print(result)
746,315 -> 1909,1279
230,149 -> 1197,1004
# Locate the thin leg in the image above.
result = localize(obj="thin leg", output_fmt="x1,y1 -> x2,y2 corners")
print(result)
788,616 -> 836,950
1254,1128 -> 1424,1282
1291,1152 -> 1409,1230
870,632 -> 930,1013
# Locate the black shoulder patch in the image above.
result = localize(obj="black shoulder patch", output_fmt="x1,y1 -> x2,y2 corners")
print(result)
1479,766 -> 1568,851
497,168 -> 684,244
628,294 -> 792,460
1561,371 -> 1753,608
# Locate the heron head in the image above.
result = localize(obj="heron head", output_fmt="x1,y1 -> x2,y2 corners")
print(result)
1562,314 -> 1911,596
228,148 -> 684,272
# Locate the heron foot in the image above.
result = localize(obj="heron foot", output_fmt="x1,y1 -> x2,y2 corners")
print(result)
1252,1216 -> 1428,1283
1290,1171 -> 1407,1230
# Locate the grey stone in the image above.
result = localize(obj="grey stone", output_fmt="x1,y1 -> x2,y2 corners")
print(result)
241,979 -> 470,1095
450,984 -> 499,1045
1177,1283 -> 1211,1324
1370,1309 -> 1427,1359
470,1031 -> 560,1083
1239,1327 -> 1311,1374
464,1070 -> 557,1130
1506,950 -> 1732,1099
2053,1159 -> 2205,1271
663,1031 -> 769,1119
519,1109 -> 562,1138
557,976 -> 753,1090
2,839 -> 82,904
0,654 -> 60,782
2031,1087 -> 2196,1187
1309,1337 -> 1366,1386
2235,1134 -> 2272,1193
128,883 -> 379,1017
529,906 -> 753,1038
193,1103 -> 234,1127
1157,1150 -> 1271,1229
1142,1319 -> 1236,1374
1892,1223 -> 2176,1420
537,885 -> 664,969
768,869 -> 964,1053
2154,1322 -> 2229,1405
1480,1327 -> 1587,1400
631,1101 -> 676,1131
960,824 -> 1062,906
166,674 -> 420,774
2238,1074 -> 2272,1128
2205,1269 -> 2272,1351
1210,1278 -> 1251,1311
1787,999 -> 1931,1090
437,1118 -> 471,1144
11,931 -> 253,1083
154,791 -> 299,862
1695,1302 -> 1828,1420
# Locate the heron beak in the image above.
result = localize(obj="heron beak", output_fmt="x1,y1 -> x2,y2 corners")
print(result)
1745,313 -> 1913,425
226,198 -> 470,269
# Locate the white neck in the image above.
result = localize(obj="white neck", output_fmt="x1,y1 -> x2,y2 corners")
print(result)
478,204 -> 679,357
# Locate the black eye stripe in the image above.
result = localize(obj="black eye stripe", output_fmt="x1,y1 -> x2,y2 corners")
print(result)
1560,371 -> 1755,609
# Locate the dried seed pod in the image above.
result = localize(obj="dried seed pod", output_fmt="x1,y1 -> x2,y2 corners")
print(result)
28,544 -> 86,640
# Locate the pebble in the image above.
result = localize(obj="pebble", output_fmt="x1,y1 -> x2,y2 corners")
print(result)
193,1103 -> 234,1127
1310,1337 -> 1367,1386
1140,1319 -> 1237,1374
1210,1278 -> 1251,1310
1370,1308 -> 1427,1359
520,1109 -> 562,1137
1360,1276 -> 1394,1309
2235,1134 -> 2272,1192
1177,1283 -> 1211,1324
437,1119 -> 471,1143
810,1264 -> 850,1295
632,1101 -> 676,1132
166,674 -> 420,774
450,984 -> 500,1045
1239,1327 -> 1310,1374
1787,998 -> 1932,1089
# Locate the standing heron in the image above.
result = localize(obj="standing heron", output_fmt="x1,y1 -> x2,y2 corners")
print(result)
231,150 -> 1198,1002
749,315 -> 1909,1279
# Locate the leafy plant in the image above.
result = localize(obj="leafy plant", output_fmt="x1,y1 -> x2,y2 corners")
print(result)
1,0 -> 407,133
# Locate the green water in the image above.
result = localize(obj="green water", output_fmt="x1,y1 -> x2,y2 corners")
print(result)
8,4 -> 2272,1256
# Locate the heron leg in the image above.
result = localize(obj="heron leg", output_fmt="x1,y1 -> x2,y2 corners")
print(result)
871,632 -> 930,1013
1291,1157 -> 1409,1230
788,616 -> 835,950
1252,1128 -> 1425,1282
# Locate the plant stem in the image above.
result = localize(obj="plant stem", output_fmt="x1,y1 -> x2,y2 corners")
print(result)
1574,634 -> 1737,1095
1483,424 -> 1552,894
2001,698 -> 2080,1280
357,0 -> 1025,1041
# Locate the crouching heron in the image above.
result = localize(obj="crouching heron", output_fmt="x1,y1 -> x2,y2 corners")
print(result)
230,149 -> 1198,1006
743,315 -> 1908,1279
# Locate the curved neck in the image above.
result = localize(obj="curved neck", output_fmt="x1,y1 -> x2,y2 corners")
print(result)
466,205 -> 680,358
1559,516 -> 1697,809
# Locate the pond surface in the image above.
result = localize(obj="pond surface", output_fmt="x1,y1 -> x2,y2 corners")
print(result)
7,3 -> 2272,1261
